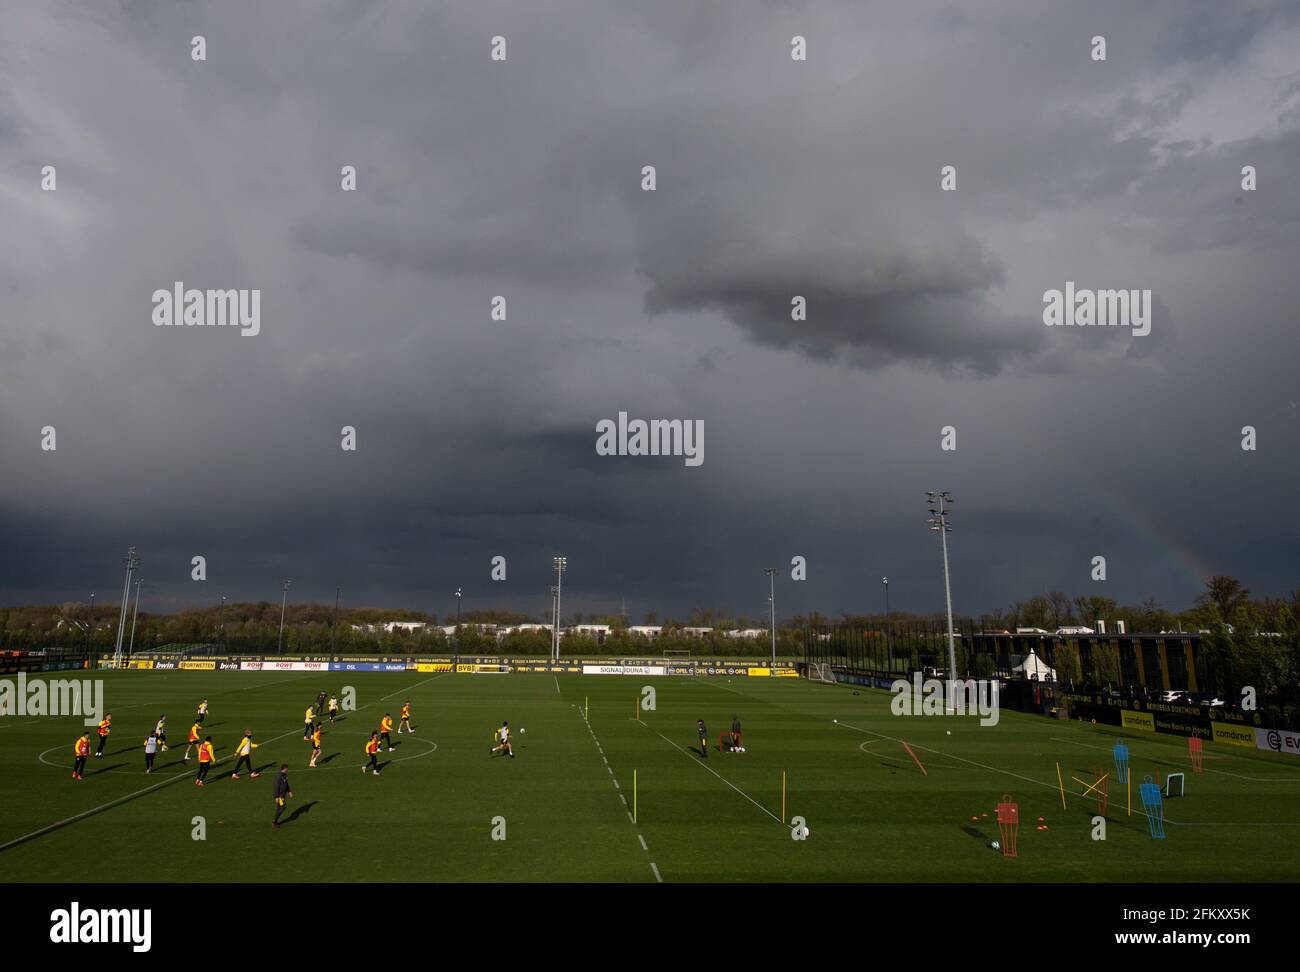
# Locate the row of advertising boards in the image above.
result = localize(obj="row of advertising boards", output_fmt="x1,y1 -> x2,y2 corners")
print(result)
1062,691 -> 1299,758
99,655 -> 799,678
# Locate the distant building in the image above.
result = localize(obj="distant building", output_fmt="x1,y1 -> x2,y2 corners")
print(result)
723,628 -> 767,639
680,627 -> 713,638
629,625 -> 662,639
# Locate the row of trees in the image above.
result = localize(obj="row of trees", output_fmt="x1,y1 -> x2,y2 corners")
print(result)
1,577 -> 1294,667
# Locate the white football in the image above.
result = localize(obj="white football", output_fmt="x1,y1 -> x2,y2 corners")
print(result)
991,840 -> 1000,850
803,826 -> 811,838
520,728 -> 526,733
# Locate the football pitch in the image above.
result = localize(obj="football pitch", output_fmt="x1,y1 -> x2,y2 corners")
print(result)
2,670 -> 1298,882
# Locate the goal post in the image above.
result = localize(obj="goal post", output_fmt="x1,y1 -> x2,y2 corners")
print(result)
806,662 -> 833,684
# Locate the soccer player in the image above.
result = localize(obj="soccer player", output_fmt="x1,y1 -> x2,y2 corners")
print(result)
490,721 -> 513,758
327,695 -> 339,725
272,764 -> 292,828
195,736 -> 216,786
195,698 -> 209,725
398,701 -> 413,734
94,713 -> 112,757
315,689 -> 328,719
183,720 -> 202,761
154,715 -> 168,751
379,713 -> 395,752
303,704 -> 316,740
73,732 -> 91,780
308,723 -> 322,768
231,730 -> 260,779
362,732 -> 381,774
144,732 -> 159,773
730,714 -> 743,753
697,719 -> 709,758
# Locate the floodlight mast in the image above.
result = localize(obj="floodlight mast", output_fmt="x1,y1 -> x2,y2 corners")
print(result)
277,580 -> 292,653
552,557 -> 567,661
764,568 -> 778,665
926,491 -> 957,712
112,547 -> 140,668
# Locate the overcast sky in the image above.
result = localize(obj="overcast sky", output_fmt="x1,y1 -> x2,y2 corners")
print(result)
1,0 -> 1297,623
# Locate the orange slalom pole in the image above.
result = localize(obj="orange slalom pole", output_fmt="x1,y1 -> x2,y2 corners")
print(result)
901,740 -> 928,776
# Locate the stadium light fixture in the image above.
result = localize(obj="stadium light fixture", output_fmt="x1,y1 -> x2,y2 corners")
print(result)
883,576 -> 891,673
552,557 -> 567,661
277,580 -> 292,654
926,492 -> 957,712
112,548 -> 140,668
764,567 -> 778,665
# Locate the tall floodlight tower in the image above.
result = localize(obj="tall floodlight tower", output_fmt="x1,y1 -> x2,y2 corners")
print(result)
764,567 -> 778,666
926,492 -> 957,712
552,557 -> 567,661
882,576 -> 891,672
277,580 -> 292,653
112,547 -> 140,668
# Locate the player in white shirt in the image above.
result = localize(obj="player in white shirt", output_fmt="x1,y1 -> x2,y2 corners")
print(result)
490,721 -> 514,759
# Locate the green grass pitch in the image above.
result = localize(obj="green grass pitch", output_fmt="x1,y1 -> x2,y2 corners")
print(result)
2,670 -> 1298,881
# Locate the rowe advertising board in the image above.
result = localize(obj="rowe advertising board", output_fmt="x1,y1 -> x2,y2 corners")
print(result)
98,654 -> 797,677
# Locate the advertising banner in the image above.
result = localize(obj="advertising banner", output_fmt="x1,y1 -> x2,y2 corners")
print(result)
582,664 -> 666,676
1256,727 -> 1300,757
1210,721 -> 1256,748
1121,710 -> 1155,732
330,662 -> 407,672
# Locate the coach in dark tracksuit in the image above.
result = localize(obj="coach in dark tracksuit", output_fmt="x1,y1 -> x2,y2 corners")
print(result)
273,764 -> 292,828
697,719 -> 709,758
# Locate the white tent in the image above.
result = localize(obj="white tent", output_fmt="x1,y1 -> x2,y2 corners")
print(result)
1012,649 -> 1056,681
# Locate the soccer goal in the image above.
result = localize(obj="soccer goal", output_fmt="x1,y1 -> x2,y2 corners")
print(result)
662,648 -> 691,659
806,662 -> 834,684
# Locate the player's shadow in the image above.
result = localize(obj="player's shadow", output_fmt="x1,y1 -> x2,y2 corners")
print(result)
319,751 -> 341,764
960,824 -> 989,843
88,762 -> 128,776
281,801 -> 319,826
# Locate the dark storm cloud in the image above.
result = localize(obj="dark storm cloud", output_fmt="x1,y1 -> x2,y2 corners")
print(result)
0,0 -> 1297,621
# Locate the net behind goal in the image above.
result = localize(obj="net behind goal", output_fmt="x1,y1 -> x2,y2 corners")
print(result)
806,662 -> 833,684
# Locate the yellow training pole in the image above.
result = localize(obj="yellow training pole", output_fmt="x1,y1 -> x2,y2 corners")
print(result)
781,770 -> 787,823
1055,761 -> 1067,810
634,769 -> 637,823
1127,769 -> 1131,816
584,696 -> 588,720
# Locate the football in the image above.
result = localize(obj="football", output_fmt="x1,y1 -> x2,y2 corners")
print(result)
991,840 -> 1000,851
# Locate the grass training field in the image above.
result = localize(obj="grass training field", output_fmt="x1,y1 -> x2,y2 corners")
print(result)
2,669 -> 1298,882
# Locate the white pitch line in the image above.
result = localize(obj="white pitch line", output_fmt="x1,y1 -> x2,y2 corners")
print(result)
636,722 -> 786,829
613,778 -> 620,790
650,862 -> 663,883
637,834 -> 648,851
0,723 -> 307,855
4,671 -> 448,855
553,676 -> 560,694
